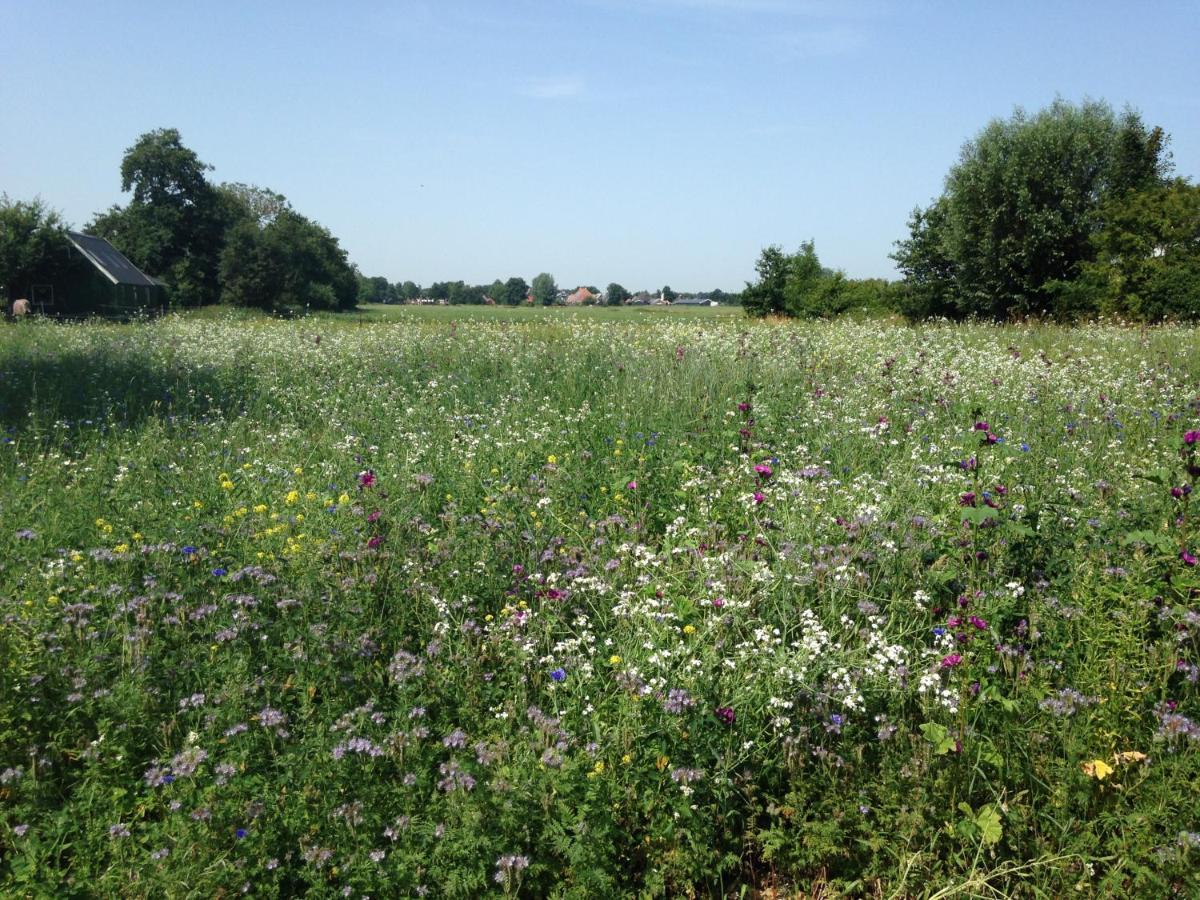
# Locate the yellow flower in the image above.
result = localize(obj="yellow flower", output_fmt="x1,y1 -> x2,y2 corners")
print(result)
1082,759 -> 1113,780
608,654 -> 622,666
656,755 -> 670,772
621,754 -> 632,765
338,493 -> 350,505
285,490 -> 299,505
254,504 -> 267,514
193,500 -> 204,509
293,466 -> 303,475
547,455 -> 557,465
114,543 -> 129,554
682,624 -> 696,635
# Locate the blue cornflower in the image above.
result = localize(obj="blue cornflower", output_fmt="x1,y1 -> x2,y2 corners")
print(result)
236,828 -> 248,839
1020,442 -> 1031,452
550,668 -> 566,683
211,567 -> 227,577
181,545 -> 197,556
933,627 -> 947,637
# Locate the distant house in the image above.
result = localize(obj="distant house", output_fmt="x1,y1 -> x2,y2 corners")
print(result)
564,286 -> 598,305
628,291 -> 655,305
673,296 -> 718,307
19,232 -> 167,317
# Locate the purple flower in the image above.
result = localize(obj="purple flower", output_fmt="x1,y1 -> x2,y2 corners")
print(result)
1184,430 -> 1200,446
714,706 -> 735,725
236,828 -> 248,839
1182,549 -> 1198,567
550,668 -> 566,683
211,567 -> 227,577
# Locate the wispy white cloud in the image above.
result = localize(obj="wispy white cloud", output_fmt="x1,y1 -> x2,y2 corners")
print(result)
520,76 -> 585,100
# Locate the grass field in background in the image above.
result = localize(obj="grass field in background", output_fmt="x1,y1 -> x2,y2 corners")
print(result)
1,308 -> 1198,897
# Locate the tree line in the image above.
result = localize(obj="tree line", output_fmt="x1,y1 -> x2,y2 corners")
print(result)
3,128 -> 357,312
743,98 -> 1199,322
355,274 -> 740,307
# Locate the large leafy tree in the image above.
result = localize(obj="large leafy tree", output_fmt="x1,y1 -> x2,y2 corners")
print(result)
220,210 -> 356,311
89,129 -> 231,306
531,272 -> 558,306
893,99 -> 1171,319
0,195 -> 69,300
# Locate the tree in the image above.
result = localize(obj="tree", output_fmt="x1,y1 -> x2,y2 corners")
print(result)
398,280 -> 420,303
219,182 -> 290,228
605,282 -> 631,306
0,196 -> 69,300
356,274 -> 393,305
1070,178 -> 1200,320
220,210 -> 356,311
893,99 -> 1171,319
499,276 -> 528,306
741,245 -> 789,316
660,285 -> 678,304
531,272 -> 558,306
89,128 -> 231,306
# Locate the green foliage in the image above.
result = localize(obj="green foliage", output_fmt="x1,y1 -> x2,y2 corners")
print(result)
219,210 -> 356,311
660,285 -> 678,304
531,272 -> 558,306
605,282 -> 631,306
894,99 -> 1174,320
0,195 -> 69,300
1075,179 -> 1200,321
495,276 -> 528,306
89,128 -> 230,306
742,241 -> 851,318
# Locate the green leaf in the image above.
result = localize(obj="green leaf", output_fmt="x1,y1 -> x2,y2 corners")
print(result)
920,722 -> 956,755
975,805 -> 1003,845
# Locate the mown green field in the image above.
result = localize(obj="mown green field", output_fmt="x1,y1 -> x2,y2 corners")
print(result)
2,308 -> 1199,897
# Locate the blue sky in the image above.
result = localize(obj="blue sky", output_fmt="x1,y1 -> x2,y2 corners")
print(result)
3,0 -> 1198,291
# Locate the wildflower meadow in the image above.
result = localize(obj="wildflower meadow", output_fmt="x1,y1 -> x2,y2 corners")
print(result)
2,308 -> 1199,897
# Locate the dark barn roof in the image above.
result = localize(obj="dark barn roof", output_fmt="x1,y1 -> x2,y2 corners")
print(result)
66,231 -> 157,287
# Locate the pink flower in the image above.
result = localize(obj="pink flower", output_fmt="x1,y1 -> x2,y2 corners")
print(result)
1182,549 -> 1198,567
1184,430 -> 1200,445
367,535 -> 384,549
358,470 -> 376,489
626,480 -> 638,491
752,491 -> 765,505
753,464 -> 773,480
940,653 -> 963,669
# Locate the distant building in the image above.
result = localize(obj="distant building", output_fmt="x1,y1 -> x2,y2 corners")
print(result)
565,286 -> 598,305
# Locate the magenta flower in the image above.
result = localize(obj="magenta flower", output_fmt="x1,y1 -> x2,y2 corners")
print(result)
940,653 -> 963,669
626,480 -> 638,491
1184,430 -> 1200,445
715,706 -> 736,725
974,421 -> 989,432
358,470 -> 376,488
753,464 -> 773,480
737,402 -> 752,414
959,492 -> 977,507
752,491 -> 765,505
1182,549 -> 1198,567
367,535 -> 384,549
